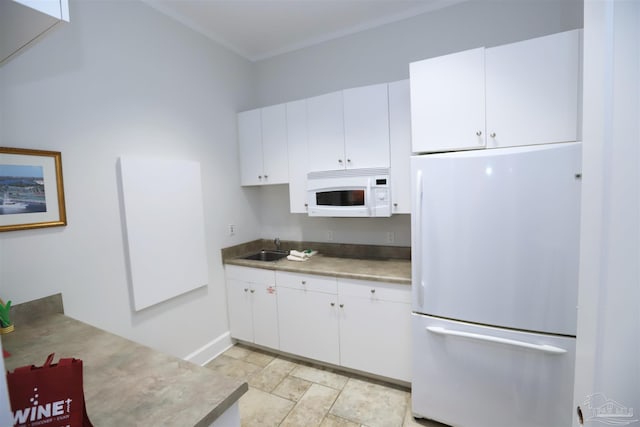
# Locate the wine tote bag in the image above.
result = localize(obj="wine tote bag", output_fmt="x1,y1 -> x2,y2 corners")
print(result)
6,353 -> 93,427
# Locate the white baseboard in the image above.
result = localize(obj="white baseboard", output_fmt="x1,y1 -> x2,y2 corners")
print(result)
184,331 -> 234,366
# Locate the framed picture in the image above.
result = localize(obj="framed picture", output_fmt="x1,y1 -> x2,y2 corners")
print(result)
0,147 -> 67,232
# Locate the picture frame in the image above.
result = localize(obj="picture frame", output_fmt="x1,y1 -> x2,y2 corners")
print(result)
0,147 -> 67,232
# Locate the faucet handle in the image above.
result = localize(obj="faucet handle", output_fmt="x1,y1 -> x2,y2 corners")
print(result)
274,237 -> 281,250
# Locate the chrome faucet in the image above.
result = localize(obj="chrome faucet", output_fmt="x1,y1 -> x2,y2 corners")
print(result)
274,237 -> 281,251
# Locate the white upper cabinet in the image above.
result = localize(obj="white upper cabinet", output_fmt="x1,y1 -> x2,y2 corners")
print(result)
410,30 -> 580,153
388,79 -> 412,214
307,91 -> 346,172
261,104 -> 289,183
286,100 -> 309,213
0,0 -> 69,65
485,30 -> 580,148
343,83 -> 390,170
237,104 -> 289,186
410,47 -> 486,153
307,84 -> 391,172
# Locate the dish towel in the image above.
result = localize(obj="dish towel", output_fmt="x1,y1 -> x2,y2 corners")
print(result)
287,250 -> 318,262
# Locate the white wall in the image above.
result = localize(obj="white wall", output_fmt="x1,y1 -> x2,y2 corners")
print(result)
254,0 -> 583,106
0,0 -> 260,360
250,0 -> 583,248
573,1 -> 640,424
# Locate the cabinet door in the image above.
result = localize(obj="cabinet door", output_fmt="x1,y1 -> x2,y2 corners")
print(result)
286,100 -> 309,213
307,91 -> 345,172
251,283 -> 280,349
237,109 -> 264,186
261,104 -> 289,184
226,278 -> 254,343
388,79 -> 412,214
410,47 -> 486,153
338,279 -> 411,382
343,83 -> 390,169
277,287 -> 340,365
485,30 -> 580,148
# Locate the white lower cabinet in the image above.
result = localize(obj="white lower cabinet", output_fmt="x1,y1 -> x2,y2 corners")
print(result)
337,278 -> 412,383
225,265 -> 279,349
275,270 -> 411,382
226,266 -> 411,382
276,271 -> 340,365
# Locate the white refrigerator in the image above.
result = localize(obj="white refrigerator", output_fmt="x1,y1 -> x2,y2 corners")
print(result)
410,142 -> 581,427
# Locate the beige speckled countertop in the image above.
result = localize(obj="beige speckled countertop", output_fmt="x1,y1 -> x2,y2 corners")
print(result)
2,295 -> 247,427
223,240 -> 411,285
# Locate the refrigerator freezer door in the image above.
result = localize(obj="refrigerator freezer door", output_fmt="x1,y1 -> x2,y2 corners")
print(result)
411,142 -> 581,335
411,313 -> 576,427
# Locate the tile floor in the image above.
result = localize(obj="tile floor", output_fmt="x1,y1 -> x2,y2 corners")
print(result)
204,343 -> 447,427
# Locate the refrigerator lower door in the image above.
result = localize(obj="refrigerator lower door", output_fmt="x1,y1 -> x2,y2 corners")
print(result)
411,313 -> 575,427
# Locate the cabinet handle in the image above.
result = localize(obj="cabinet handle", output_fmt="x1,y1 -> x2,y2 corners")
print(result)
370,289 -> 376,294
339,304 -> 344,308
490,132 -> 496,138
476,131 -> 482,136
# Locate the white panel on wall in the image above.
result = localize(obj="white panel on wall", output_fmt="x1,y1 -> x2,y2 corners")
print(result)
119,157 -> 208,311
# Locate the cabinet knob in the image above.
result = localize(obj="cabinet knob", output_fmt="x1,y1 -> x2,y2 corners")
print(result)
338,159 -> 343,164
250,289 -> 255,293
304,203 -> 308,207
330,302 -> 335,307
301,280 -> 306,285
339,304 -> 344,308
243,288 -> 248,292
258,175 -> 262,179
393,203 -> 398,208
370,289 -> 376,294
347,159 -> 351,163
490,132 -> 496,138
264,174 -> 268,179
476,131 -> 482,136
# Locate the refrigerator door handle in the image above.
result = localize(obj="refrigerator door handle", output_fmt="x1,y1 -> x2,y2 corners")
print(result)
426,326 -> 568,354
414,169 -> 424,308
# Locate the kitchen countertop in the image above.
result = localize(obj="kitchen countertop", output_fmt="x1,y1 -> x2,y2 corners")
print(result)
223,240 -> 411,285
2,295 -> 247,427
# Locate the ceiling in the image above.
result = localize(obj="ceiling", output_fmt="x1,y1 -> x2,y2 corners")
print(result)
142,0 -> 465,61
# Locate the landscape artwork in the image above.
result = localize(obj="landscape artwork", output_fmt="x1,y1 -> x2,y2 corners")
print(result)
0,164 -> 47,215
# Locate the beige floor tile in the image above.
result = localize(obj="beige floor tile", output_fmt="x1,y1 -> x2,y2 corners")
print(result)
330,378 -> 408,427
249,357 -> 297,392
280,383 -> 340,427
320,413 -> 361,427
239,387 -> 295,427
245,350 -> 276,367
290,364 -> 349,390
204,354 -> 262,381
272,375 -> 313,401
223,344 -> 252,360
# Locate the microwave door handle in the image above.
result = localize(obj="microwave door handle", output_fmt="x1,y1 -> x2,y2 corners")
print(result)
366,178 -> 373,216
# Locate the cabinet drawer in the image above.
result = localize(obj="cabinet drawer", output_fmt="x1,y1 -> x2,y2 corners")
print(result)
225,265 -> 275,284
276,271 -> 337,294
338,278 -> 411,303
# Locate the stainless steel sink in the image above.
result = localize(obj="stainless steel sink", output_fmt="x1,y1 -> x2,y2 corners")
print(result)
242,250 -> 289,262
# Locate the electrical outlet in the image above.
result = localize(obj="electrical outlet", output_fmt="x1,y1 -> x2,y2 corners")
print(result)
386,231 -> 395,244
326,230 -> 334,241
228,224 -> 236,236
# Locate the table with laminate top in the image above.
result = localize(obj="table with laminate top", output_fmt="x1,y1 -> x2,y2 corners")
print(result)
2,295 -> 247,427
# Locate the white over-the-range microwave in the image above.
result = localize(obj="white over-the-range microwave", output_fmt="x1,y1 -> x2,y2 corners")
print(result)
306,168 -> 391,217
